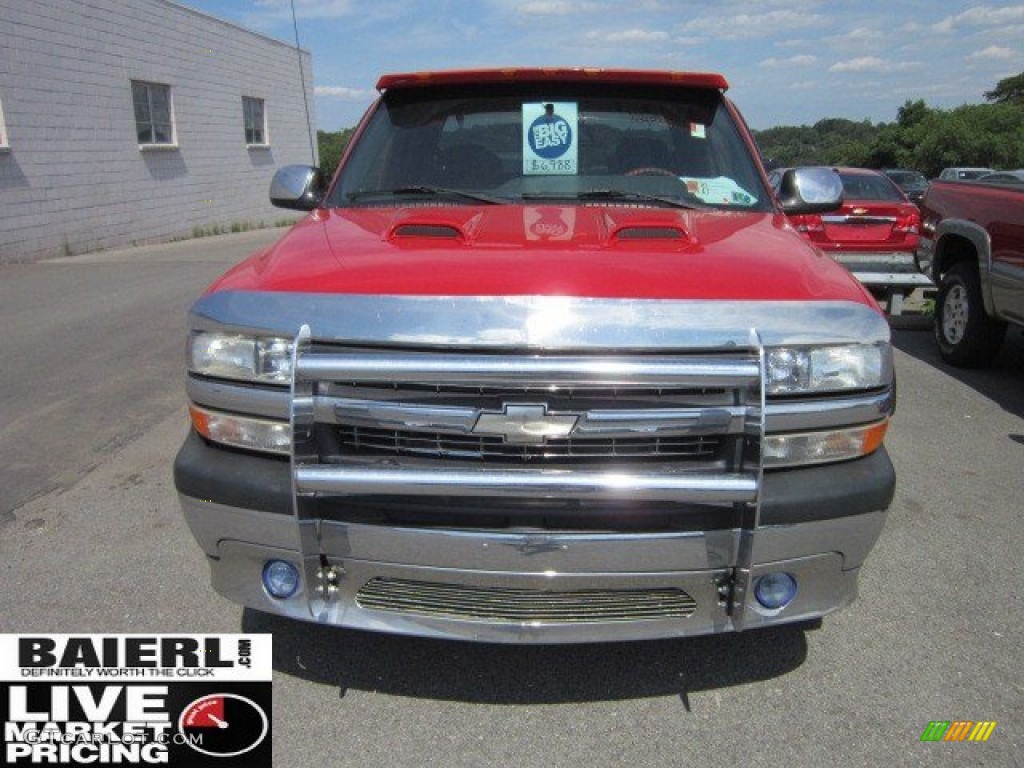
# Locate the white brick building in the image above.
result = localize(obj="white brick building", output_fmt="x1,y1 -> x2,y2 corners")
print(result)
0,0 -> 316,261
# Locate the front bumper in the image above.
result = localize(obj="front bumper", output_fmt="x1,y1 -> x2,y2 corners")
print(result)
176,295 -> 896,643
175,435 -> 893,643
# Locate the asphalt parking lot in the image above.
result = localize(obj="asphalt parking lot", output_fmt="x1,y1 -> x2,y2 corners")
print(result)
1,230 -> 1020,767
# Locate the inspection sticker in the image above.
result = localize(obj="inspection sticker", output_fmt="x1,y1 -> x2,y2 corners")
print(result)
523,102 -> 578,175
0,634 -> 272,767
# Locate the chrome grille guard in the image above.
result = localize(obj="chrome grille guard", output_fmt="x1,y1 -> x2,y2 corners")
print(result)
289,323 -> 768,624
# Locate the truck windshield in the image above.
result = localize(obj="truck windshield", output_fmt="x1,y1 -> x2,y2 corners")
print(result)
330,83 -> 771,212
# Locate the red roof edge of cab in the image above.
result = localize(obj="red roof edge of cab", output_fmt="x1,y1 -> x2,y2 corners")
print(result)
376,68 -> 729,92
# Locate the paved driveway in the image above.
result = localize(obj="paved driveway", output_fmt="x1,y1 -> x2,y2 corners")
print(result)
1,232 -> 1020,766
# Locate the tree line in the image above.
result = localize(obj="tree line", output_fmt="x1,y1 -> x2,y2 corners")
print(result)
317,72 -> 1024,180
755,72 -> 1023,177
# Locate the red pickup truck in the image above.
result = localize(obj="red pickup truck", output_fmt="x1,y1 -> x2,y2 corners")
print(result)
174,69 -> 895,643
919,178 -> 1024,366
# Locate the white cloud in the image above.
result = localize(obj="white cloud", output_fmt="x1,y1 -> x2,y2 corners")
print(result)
590,28 -> 669,43
967,45 -> 1017,60
680,10 -> 827,39
983,22 -> 1024,41
829,57 -> 886,72
254,0 -> 358,17
248,0 -> 420,24
785,80 -> 820,91
315,86 -> 372,99
832,26 -> 884,44
829,56 -> 919,73
517,0 -> 578,16
933,5 -> 1024,33
761,55 -> 818,68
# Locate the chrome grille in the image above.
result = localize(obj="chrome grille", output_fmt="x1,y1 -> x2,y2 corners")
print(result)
356,578 -> 697,622
336,425 -> 721,462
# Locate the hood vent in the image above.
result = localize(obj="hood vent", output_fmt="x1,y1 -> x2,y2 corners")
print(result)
613,226 -> 686,241
391,223 -> 463,240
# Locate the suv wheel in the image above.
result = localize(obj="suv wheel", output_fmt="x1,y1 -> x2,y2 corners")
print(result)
934,262 -> 1006,367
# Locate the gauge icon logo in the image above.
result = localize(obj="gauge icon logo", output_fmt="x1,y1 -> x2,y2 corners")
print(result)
178,693 -> 269,758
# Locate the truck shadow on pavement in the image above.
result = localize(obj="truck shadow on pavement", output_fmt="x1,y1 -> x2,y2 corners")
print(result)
891,325 -> 1024,422
242,609 -> 808,706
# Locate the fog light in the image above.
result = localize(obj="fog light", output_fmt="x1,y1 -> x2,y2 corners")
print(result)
754,572 -> 798,610
262,560 -> 300,599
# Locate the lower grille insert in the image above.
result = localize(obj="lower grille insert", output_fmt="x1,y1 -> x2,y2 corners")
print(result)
355,578 -> 697,623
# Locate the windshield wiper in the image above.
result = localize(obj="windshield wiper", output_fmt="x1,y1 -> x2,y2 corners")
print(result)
349,185 -> 508,205
575,189 -> 705,210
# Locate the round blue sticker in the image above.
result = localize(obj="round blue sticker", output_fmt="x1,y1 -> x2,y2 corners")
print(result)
528,110 -> 573,160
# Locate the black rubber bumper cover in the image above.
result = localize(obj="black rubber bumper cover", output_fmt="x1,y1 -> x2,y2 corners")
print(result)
173,431 -> 895,526
174,431 -> 292,514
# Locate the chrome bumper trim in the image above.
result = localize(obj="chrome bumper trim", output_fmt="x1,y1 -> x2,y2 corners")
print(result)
294,465 -> 758,503
828,251 -> 917,265
297,353 -> 760,389
849,271 -> 934,287
180,494 -> 886,572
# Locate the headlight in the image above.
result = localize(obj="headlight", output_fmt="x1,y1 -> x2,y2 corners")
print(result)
765,343 -> 890,395
188,332 -> 293,384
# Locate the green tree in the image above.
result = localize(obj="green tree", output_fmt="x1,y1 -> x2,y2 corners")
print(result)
984,71 -> 1024,105
754,119 -> 882,168
317,128 -> 356,179
896,99 -> 930,128
754,80 -> 1024,178
892,102 -> 1021,177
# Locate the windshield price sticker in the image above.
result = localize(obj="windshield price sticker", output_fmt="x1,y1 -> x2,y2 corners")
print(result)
0,634 -> 272,767
523,102 -> 578,175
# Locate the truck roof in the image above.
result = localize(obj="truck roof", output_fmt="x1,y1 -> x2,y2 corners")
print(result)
376,68 -> 729,93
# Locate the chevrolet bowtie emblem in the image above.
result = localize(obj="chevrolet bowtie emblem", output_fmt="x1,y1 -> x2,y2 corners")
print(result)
472,404 -> 579,444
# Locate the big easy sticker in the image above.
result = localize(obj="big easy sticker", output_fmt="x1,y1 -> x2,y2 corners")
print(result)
523,102 -> 578,175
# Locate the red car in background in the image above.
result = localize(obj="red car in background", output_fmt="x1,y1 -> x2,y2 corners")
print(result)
769,167 -> 933,313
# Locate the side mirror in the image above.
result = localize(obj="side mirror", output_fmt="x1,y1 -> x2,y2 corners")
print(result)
270,165 -> 326,211
777,167 -> 843,215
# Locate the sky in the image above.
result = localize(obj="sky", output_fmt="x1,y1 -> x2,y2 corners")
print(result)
182,0 -> 1024,131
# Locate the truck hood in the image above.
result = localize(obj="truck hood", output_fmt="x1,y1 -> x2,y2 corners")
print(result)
208,205 -> 872,304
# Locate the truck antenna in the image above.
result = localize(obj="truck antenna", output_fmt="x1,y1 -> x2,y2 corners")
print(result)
290,0 -> 317,166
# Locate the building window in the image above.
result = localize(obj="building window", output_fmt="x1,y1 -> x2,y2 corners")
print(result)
131,80 -> 174,146
243,96 -> 267,146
